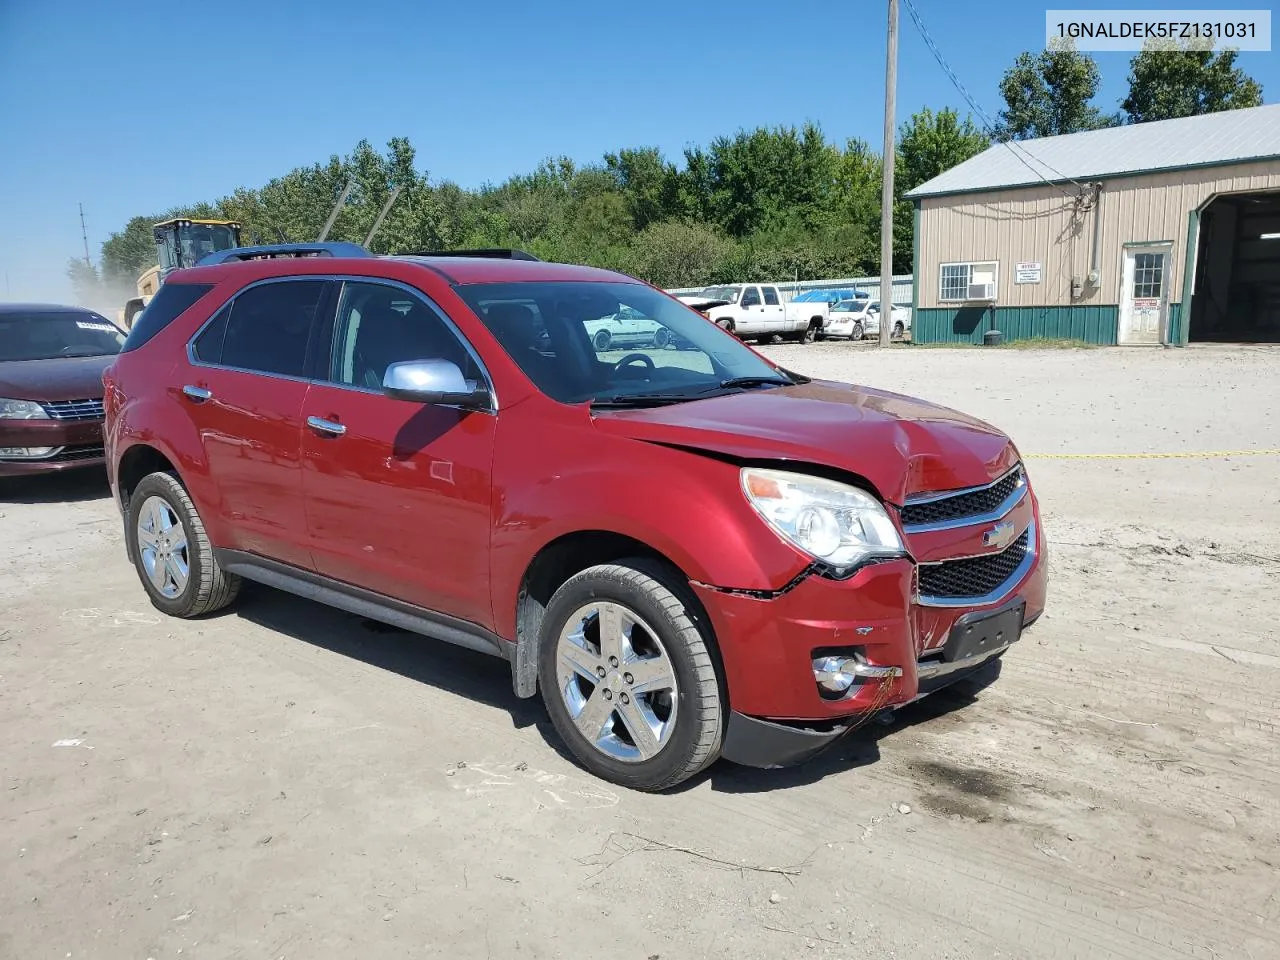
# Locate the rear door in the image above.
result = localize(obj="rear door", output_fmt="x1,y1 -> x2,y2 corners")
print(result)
299,279 -> 497,627
183,277 -> 330,568
762,286 -> 786,331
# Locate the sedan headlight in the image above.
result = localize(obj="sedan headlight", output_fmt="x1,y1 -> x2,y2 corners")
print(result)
741,467 -> 905,575
0,398 -> 49,420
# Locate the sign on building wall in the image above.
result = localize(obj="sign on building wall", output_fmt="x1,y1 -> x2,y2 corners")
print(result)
1015,261 -> 1042,284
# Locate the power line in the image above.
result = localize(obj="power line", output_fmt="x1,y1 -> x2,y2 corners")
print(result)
901,0 -> 1089,199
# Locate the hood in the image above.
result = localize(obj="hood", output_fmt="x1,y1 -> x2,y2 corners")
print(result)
0,355 -> 114,402
591,379 -> 1018,504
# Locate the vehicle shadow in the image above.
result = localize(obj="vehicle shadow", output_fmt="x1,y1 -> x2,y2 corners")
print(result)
229,583 -> 546,730
0,470 -> 112,504
694,660 -> 1005,795
226,584 -> 1005,793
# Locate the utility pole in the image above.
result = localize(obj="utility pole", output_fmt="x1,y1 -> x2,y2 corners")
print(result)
878,0 -> 898,348
79,203 -> 92,267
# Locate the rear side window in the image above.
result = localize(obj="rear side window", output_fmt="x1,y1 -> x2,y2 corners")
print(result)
763,287 -> 780,305
196,279 -> 326,378
120,283 -> 214,352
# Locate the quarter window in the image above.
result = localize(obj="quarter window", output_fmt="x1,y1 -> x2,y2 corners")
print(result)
201,280 -> 326,377
328,281 -> 481,390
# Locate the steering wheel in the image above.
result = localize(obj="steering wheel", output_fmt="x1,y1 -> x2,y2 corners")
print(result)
613,353 -> 655,373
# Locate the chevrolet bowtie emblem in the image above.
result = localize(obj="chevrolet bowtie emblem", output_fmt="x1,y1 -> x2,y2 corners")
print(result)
983,520 -> 1017,550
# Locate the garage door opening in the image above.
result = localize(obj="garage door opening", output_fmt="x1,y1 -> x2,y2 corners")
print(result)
1188,191 -> 1280,343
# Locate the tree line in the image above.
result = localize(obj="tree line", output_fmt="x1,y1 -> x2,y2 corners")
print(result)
72,39 -> 1263,306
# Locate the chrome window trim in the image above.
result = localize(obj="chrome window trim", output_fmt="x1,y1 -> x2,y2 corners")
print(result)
901,463 -> 1027,534
184,274 -> 499,414
916,519 -> 1038,609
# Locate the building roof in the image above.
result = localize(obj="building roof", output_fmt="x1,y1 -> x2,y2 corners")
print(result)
906,103 -> 1280,199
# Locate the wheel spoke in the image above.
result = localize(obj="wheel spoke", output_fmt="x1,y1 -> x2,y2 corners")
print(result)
625,655 -> 674,695
165,553 -> 188,592
616,698 -> 662,760
146,553 -> 168,591
136,526 -> 159,548
168,530 -> 188,556
571,686 -> 615,743
156,502 -> 175,533
560,637 -> 602,683
596,604 -> 627,665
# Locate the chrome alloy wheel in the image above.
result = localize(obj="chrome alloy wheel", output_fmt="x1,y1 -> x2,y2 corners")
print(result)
555,601 -> 679,763
136,495 -> 189,599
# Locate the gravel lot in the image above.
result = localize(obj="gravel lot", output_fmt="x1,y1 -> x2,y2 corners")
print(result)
2,344 -> 1277,960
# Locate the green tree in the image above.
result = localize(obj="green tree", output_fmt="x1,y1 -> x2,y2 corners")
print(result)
625,220 -> 729,287
1122,39 -> 1263,123
998,43 -> 1117,139
893,108 -> 989,271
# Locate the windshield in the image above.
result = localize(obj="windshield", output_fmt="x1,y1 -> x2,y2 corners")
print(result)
831,300 -> 863,313
0,311 -> 125,361
455,281 -> 795,405
700,286 -> 741,303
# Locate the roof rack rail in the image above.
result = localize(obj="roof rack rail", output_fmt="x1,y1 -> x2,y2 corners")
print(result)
197,241 -> 372,265
411,248 -> 542,262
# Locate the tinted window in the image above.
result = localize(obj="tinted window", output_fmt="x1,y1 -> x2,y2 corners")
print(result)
191,305 -> 230,363
120,283 -> 214,352
456,281 -> 789,405
763,287 -> 780,305
215,280 -> 326,377
0,311 -> 125,361
327,281 -> 481,389
741,287 -> 761,307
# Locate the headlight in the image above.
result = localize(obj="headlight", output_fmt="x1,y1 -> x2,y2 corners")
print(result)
741,467 -> 905,574
0,398 -> 49,420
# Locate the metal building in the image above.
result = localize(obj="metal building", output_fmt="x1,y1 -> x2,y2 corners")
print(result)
906,104 -> 1280,345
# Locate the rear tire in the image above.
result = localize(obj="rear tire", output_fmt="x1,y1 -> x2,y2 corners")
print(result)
801,321 -> 819,344
126,471 -> 241,618
893,321 -> 905,339
538,558 -> 724,792
593,330 -> 612,351
652,328 -> 670,349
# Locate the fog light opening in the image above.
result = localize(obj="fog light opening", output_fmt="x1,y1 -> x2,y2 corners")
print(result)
811,651 -> 904,700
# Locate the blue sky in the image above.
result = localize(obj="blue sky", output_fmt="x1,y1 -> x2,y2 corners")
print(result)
1,0 -> 1274,303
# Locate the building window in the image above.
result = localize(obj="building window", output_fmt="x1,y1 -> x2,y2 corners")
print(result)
939,261 -> 998,302
1132,253 -> 1163,299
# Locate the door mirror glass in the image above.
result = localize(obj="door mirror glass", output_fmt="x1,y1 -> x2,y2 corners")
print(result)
382,359 -> 490,409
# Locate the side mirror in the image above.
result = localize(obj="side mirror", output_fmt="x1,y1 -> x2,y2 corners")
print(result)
382,359 -> 491,410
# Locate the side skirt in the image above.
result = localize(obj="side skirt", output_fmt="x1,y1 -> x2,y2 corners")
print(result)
213,549 -> 511,661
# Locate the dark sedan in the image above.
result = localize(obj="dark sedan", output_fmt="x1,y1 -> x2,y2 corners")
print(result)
0,303 -> 125,476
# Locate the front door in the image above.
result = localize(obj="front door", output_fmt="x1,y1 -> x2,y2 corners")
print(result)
737,285 -> 765,335
1119,245 -> 1170,345
300,279 -> 497,629
183,277 -> 330,568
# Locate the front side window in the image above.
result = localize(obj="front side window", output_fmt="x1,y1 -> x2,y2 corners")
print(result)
327,281 -> 482,389
741,287 -> 761,307
0,311 -> 125,361
455,281 -> 798,406
195,279 -> 326,377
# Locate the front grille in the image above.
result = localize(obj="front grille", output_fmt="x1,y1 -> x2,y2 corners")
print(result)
42,398 -> 105,421
918,527 -> 1031,600
51,445 -> 105,463
901,466 -> 1024,528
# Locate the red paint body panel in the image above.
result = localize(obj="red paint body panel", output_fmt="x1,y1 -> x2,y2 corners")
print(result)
106,253 -> 1049,734
300,382 -> 497,627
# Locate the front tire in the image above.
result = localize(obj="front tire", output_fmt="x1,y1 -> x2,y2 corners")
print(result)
538,559 -> 724,792
593,329 -> 612,351
852,321 -> 864,340
893,321 -> 905,339
126,472 -> 241,618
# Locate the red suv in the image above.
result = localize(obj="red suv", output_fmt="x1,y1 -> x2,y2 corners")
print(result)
103,244 -> 1047,791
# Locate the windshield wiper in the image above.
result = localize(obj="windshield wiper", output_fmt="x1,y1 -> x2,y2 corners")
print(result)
591,393 -> 707,408
716,375 -> 794,390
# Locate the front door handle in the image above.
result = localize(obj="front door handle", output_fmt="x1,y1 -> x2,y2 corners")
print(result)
307,416 -> 346,437
182,385 -> 212,402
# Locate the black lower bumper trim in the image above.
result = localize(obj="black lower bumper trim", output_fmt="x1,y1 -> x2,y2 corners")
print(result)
720,711 -> 852,769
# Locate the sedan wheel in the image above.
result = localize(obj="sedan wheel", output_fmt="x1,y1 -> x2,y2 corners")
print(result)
852,322 -> 864,340
137,496 -> 189,599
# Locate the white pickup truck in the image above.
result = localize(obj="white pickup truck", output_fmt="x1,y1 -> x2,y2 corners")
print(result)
695,284 -> 865,344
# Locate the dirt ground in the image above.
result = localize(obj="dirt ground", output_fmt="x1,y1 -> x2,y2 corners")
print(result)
2,344 -> 1277,960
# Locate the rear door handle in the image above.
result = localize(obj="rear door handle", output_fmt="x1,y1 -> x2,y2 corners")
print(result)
307,416 -> 346,437
182,385 -> 212,402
